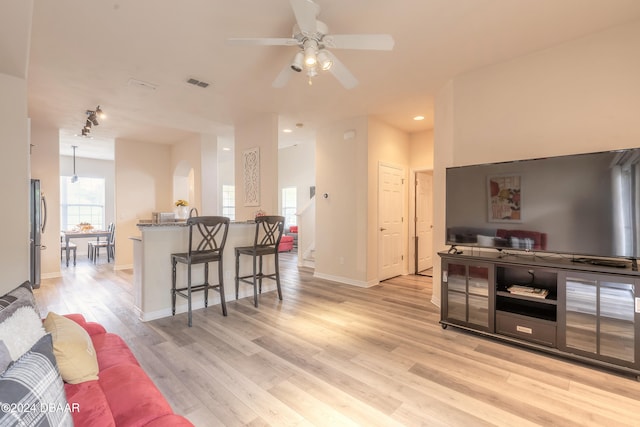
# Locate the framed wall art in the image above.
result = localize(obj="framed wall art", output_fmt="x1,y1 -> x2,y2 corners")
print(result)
243,147 -> 260,206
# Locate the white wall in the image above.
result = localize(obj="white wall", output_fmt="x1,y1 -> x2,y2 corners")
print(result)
410,130 -> 434,170
234,114 -> 279,220
432,19 -> 640,305
30,125 -> 61,278
315,117 -> 370,285
115,139 -> 172,268
0,73 -> 30,293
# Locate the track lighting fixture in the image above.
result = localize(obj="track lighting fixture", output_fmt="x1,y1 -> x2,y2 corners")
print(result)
81,128 -> 90,137
85,105 -> 105,127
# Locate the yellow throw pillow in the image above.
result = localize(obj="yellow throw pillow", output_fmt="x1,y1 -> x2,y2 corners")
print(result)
43,312 -> 99,384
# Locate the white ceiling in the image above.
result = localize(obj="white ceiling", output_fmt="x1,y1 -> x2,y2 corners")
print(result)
18,0 -> 640,159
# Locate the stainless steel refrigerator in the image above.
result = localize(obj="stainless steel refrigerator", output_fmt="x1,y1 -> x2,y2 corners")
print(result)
30,179 -> 47,289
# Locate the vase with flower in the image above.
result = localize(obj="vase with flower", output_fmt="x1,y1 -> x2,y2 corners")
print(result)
174,199 -> 189,220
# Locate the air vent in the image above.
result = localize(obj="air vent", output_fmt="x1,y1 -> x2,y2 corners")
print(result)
186,77 -> 210,88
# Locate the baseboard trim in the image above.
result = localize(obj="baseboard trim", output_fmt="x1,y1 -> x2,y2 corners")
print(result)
136,284 -> 278,322
313,272 -> 377,288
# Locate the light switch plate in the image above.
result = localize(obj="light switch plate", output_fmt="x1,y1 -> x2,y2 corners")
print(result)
636,297 -> 640,313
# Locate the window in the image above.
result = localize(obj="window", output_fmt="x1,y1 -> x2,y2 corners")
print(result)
60,176 -> 106,230
222,185 -> 235,221
282,187 -> 297,227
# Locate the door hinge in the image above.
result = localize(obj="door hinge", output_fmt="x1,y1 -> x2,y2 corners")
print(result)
401,255 -> 404,260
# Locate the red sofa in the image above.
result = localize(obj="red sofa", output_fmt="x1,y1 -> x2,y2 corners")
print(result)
62,314 -> 193,427
278,235 -> 294,252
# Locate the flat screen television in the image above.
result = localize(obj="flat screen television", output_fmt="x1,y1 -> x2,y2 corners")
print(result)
445,148 -> 640,264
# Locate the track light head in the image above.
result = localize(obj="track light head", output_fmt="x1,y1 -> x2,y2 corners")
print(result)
81,127 -> 90,137
95,105 -> 106,119
86,110 -> 99,126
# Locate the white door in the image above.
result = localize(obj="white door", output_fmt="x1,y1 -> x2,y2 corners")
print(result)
379,164 -> 404,281
416,171 -> 433,273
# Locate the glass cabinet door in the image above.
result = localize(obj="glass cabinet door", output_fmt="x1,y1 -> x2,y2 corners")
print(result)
600,281 -> 635,362
565,277 -> 598,354
564,274 -> 637,365
443,261 -> 492,331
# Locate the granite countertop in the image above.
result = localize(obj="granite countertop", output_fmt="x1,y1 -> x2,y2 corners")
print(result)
136,220 -> 256,227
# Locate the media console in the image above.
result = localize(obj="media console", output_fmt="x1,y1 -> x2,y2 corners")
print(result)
439,250 -> 640,378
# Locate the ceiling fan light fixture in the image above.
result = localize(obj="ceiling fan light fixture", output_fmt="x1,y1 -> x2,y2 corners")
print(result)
317,49 -> 332,71
290,51 -> 304,72
304,42 -> 317,67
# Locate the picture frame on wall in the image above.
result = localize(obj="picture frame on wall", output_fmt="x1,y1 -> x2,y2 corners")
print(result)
488,174 -> 521,222
243,147 -> 260,206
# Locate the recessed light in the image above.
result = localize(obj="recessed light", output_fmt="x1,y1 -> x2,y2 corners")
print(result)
413,115 -> 425,121
283,129 -> 293,133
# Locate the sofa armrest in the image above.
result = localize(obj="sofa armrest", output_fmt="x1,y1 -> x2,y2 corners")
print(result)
63,313 -> 107,336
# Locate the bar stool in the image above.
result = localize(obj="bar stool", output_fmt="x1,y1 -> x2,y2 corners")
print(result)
235,215 -> 285,307
171,216 -> 230,327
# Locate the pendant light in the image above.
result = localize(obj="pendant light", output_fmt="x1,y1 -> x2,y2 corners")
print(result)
71,145 -> 78,183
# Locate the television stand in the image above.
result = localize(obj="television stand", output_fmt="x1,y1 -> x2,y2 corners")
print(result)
439,250 -> 640,378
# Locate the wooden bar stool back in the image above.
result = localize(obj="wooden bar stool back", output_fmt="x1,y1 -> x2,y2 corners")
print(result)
234,215 -> 285,307
171,216 -> 230,326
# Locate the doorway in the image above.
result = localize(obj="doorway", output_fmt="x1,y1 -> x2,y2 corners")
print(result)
414,170 -> 433,276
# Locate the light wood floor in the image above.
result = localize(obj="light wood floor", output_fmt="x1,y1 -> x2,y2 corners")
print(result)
34,254 -> 640,426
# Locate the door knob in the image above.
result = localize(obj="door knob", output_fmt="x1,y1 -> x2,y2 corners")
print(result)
380,227 -> 387,231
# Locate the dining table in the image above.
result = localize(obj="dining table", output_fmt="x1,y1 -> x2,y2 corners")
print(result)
62,229 -> 110,267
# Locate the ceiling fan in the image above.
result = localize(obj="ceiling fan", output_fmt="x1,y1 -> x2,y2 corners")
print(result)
227,0 -> 395,89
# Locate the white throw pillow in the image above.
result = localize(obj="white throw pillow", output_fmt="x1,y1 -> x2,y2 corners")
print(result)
0,305 -> 46,360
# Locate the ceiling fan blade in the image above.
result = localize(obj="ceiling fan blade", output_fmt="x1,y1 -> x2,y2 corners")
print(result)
289,0 -> 319,36
227,37 -> 299,46
323,34 -> 395,51
325,51 -> 358,89
272,63 -> 295,88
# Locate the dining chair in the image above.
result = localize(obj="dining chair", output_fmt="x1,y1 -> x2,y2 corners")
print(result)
234,215 -> 285,307
60,234 -> 77,266
89,223 -> 115,263
171,216 -> 230,327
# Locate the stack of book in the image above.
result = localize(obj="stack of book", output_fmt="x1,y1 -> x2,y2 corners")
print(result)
506,285 -> 549,299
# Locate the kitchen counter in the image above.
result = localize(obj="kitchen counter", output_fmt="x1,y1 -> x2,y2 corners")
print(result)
131,220 -> 274,321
